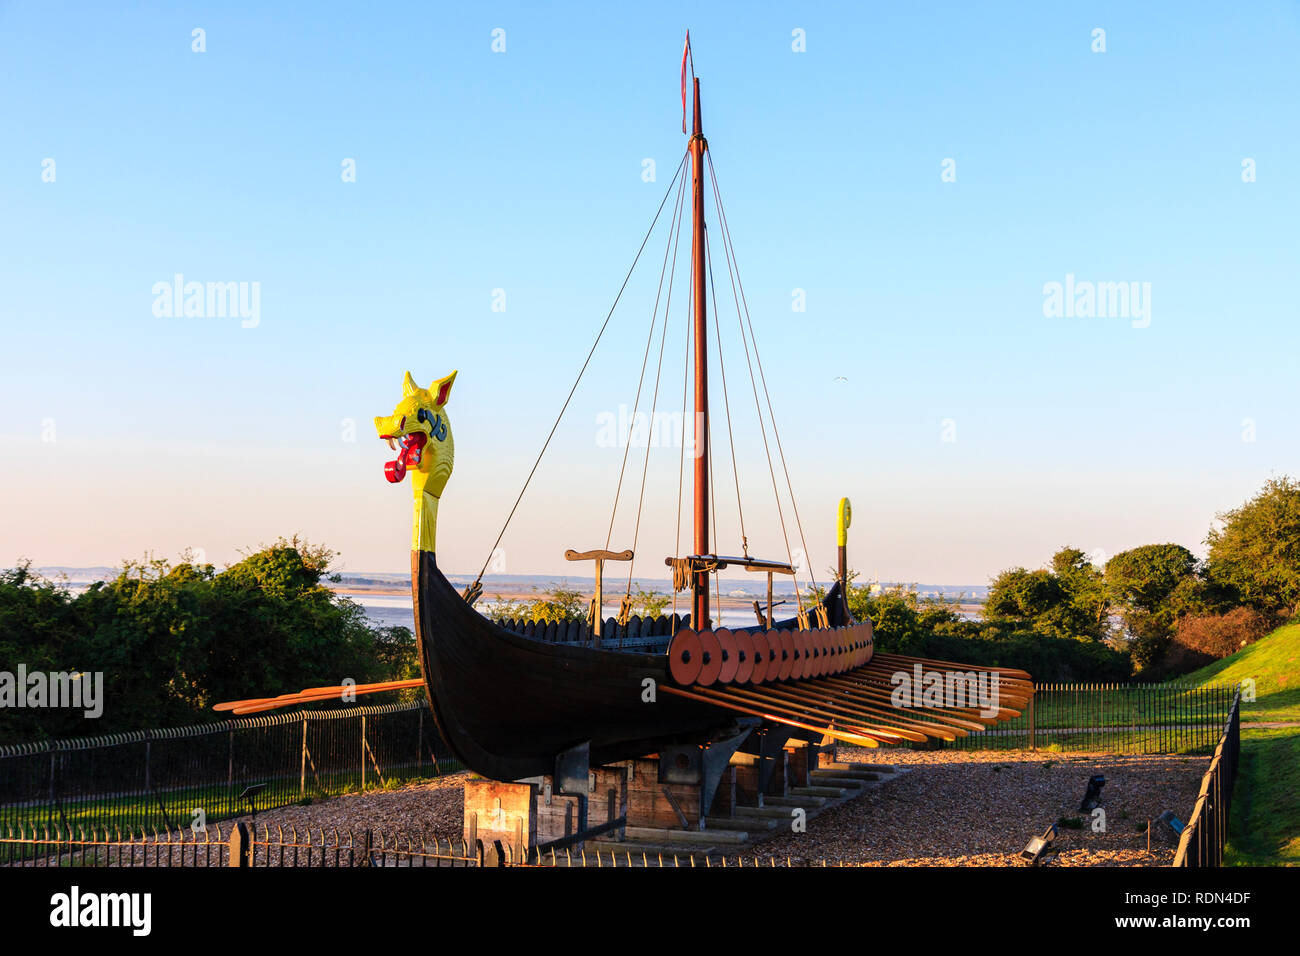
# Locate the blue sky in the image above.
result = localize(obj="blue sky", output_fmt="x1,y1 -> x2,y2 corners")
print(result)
1,1 -> 1296,584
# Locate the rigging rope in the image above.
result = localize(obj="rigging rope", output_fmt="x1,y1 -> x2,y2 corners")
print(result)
623,162 -> 691,598
708,151 -> 821,604
605,161 -> 690,553
704,157 -> 805,620
704,225 -> 748,559
471,153 -> 689,591
669,556 -> 718,593
707,385 -> 723,619
671,240 -> 694,624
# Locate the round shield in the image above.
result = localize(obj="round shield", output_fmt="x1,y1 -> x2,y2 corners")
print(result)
715,629 -> 739,685
697,630 -> 723,687
733,629 -> 755,685
748,631 -> 769,684
668,629 -> 702,686
792,631 -> 809,680
777,631 -> 795,681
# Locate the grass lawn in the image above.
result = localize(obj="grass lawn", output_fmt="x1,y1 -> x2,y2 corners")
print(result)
1180,622 -> 1300,865
1183,622 -> 1300,724
1225,728 -> 1300,865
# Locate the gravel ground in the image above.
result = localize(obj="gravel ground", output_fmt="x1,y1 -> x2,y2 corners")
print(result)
757,747 -> 1206,866
217,747 -> 1205,867
18,749 -> 1201,867
222,772 -> 469,844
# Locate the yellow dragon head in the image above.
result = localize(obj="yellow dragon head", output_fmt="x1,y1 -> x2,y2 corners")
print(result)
374,370 -> 457,552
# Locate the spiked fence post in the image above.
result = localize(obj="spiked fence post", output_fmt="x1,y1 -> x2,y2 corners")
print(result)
229,821 -> 251,868
300,718 -> 308,798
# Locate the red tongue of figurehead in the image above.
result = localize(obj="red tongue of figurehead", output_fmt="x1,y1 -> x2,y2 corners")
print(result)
383,430 -> 427,483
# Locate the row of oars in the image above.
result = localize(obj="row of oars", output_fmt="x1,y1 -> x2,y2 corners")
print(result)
668,623 -> 874,687
213,679 -> 425,716
662,643 -> 1034,749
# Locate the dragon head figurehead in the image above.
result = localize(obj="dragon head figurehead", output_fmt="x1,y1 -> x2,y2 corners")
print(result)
375,370 -> 456,552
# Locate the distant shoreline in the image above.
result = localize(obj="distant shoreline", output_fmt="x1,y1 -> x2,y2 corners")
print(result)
36,568 -> 988,606
329,583 -> 986,622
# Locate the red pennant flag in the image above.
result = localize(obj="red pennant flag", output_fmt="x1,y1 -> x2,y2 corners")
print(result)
681,31 -> 691,134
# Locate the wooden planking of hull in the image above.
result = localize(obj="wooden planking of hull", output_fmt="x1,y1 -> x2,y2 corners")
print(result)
412,550 -> 728,780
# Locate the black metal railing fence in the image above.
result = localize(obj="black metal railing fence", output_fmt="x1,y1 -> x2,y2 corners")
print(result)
0,701 -> 456,859
1173,690 -> 1242,867
941,682 -> 1236,754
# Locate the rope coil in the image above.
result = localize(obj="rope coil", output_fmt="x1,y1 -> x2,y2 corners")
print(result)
669,556 -> 718,593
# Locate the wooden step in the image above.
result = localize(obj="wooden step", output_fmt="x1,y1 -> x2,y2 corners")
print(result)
764,794 -> 827,808
815,765 -> 883,781
706,815 -> 777,832
591,841 -> 725,860
840,762 -> 898,774
624,826 -> 749,846
809,771 -> 867,788
790,785 -> 847,799
731,804 -> 795,819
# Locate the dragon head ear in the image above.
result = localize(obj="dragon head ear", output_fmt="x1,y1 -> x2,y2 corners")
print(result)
430,370 -> 458,407
402,371 -> 420,398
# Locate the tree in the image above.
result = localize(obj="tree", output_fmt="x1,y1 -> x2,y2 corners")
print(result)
1205,476 -> 1300,615
983,547 -> 1109,641
633,585 -> 670,618
853,586 -> 933,654
1051,547 -> 1111,634
0,541 -> 414,743
839,577 -> 1130,681
1104,544 -> 1198,667
486,582 -> 587,625
1105,544 -> 1198,612
986,568 -> 1067,621
526,582 -> 586,622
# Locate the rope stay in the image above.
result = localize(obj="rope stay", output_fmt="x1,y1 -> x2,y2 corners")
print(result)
704,224 -> 748,559
471,152 -> 689,591
470,142 -> 826,634
708,150 -> 821,606
621,160 -> 692,600
605,160 -> 690,554
703,156 -> 805,618
671,239 -> 694,624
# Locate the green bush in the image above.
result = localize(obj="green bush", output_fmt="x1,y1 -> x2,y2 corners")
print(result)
0,539 -> 416,743
843,583 -> 1131,682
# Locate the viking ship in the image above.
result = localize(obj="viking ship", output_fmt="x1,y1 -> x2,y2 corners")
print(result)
219,42 -> 1033,788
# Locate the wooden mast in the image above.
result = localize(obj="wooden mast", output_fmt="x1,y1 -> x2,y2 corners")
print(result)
689,77 -> 710,630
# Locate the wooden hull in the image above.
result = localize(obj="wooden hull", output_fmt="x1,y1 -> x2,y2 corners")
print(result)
411,551 -> 728,780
